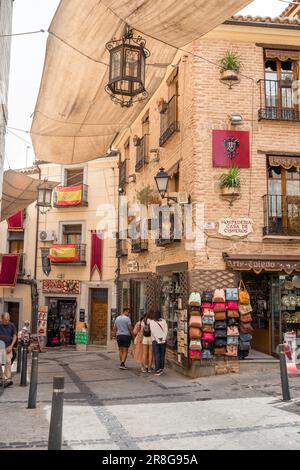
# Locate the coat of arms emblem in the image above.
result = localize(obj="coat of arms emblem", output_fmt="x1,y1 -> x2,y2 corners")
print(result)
224,137 -> 240,160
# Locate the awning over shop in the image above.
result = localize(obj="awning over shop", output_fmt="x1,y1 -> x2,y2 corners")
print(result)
31,0 -> 252,165
0,170 -> 58,221
269,155 -> 300,170
223,253 -> 300,275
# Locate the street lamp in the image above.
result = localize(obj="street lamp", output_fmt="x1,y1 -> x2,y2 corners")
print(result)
37,179 -> 53,210
105,24 -> 150,108
154,168 -> 171,200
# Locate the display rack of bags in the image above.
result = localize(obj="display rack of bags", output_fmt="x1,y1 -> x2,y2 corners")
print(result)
238,280 -> 254,359
188,292 -> 202,361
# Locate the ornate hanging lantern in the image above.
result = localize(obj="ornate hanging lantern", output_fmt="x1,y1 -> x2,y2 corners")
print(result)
105,25 -> 150,108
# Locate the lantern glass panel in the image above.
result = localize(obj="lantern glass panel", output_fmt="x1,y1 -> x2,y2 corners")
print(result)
37,188 -> 44,204
45,189 -> 52,205
125,48 -> 140,79
111,49 -> 122,80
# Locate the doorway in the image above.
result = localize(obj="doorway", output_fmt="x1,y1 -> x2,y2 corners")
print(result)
90,289 -> 108,345
6,302 -> 20,331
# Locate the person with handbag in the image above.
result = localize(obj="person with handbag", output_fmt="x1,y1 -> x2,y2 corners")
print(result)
141,311 -> 154,373
150,310 -> 168,376
132,315 -> 144,369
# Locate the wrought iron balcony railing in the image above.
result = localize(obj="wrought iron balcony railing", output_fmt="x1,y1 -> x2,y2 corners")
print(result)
53,184 -> 88,207
49,244 -> 87,265
263,194 -> 300,236
116,239 -> 128,258
135,134 -> 149,172
258,79 -> 300,122
131,239 -> 148,253
159,95 -> 179,146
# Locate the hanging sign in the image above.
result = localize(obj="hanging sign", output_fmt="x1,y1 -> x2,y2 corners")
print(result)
128,260 -> 139,273
41,248 -> 51,276
37,306 -> 48,337
219,218 -> 253,237
212,130 -> 250,168
42,279 -> 81,294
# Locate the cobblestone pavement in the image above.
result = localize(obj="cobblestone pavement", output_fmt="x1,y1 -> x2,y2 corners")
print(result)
1,349 -> 300,450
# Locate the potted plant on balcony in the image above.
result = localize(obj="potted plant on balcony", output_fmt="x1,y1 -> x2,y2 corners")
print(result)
219,167 -> 241,197
219,50 -> 241,85
157,98 -> 168,114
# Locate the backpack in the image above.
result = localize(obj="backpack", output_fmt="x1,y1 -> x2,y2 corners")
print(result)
143,320 -> 151,337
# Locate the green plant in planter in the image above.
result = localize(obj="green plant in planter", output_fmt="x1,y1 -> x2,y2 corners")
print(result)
219,167 -> 241,190
136,185 -> 160,206
219,50 -> 242,73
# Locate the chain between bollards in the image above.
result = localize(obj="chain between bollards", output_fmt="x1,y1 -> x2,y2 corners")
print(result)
48,376 -> 64,450
278,344 -> 291,402
20,345 -> 28,386
28,349 -> 39,409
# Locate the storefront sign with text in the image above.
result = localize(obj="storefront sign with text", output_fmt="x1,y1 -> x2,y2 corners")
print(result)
42,279 -> 81,294
219,218 -> 253,237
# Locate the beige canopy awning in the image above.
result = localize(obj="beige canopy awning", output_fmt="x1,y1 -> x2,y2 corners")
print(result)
1,170 -> 58,221
31,0 -> 252,165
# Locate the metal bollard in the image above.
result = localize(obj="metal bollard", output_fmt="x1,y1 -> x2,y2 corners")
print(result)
20,345 -> 28,386
28,350 -> 39,409
279,344 -> 291,402
48,376 -> 64,450
17,344 -> 22,374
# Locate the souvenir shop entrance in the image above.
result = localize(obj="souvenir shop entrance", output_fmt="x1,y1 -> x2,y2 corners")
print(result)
46,298 -> 77,347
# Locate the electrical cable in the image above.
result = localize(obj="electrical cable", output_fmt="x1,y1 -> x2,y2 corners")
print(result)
0,29 -> 46,38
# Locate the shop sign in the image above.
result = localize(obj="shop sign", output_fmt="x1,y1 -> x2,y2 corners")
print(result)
224,257 -> 300,275
37,306 -> 48,337
219,218 -> 253,237
42,279 -> 81,294
127,260 -> 139,273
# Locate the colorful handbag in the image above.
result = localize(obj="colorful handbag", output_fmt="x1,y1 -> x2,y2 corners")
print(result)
215,338 -> 227,347
189,350 -> 202,360
240,322 -> 254,333
202,325 -> 214,333
227,336 -> 239,346
227,326 -> 239,336
214,311 -> 226,321
214,347 -> 227,356
213,289 -> 226,303
239,342 -> 251,351
239,280 -> 250,305
201,302 -> 212,309
202,315 -> 215,326
240,333 -> 252,342
189,327 -> 201,339
240,313 -> 253,323
213,303 -> 226,312
227,301 -> 239,310
189,316 -> 202,328
225,288 -> 239,301
215,329 -> 227,338
202,349 -> 214,360
227,309 -> 239,319
215,320 -> 227,330
189,292 -> 201,306
202,308 -> 215,317
202,332 -> 215,343
202,290 -> 214,302
239,304 -> 253,315
190,339 -> 202,351
228,317 -> 239,326
226,345 -> 238,356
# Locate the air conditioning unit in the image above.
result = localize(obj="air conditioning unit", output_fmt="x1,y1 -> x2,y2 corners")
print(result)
39,230 -> 56,242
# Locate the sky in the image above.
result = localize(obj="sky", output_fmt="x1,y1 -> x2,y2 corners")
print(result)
5,0 -> 289,170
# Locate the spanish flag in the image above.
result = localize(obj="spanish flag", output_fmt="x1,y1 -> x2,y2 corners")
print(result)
56,185 -> 83,206
48,245 -> 80,263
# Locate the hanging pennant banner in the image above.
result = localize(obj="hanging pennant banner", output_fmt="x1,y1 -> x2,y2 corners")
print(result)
0,254 -> 20,287
7,211 -> 24,231
91,231 -> 103,278
41,248 -> 51,276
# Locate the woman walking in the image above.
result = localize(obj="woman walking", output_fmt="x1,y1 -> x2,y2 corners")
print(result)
140,312 -> 154,373
150,310 -> 168,376
133,315 -> 144,368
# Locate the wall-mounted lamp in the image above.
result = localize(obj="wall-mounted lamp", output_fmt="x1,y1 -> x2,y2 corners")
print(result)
230,114 -> 243,126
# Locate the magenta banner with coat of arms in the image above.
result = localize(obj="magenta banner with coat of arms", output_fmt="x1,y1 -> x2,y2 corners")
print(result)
212,130 -> 250,168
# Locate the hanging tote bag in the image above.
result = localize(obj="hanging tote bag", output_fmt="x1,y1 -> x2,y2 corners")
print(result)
238,280 -> 250,305
202,325 -> 214,333
215,329 -> 227,339
225,288 -> 239,301
239,342 -> 251,351
227,336 -> 239,346
202,315 -> 215,326
240,313 -> 253,323
189,327 -> 202,339
190,309 -> 201,317
202,332 -> 215,343
227,301 -> 239,310
240,333 -> 253,343
214,311 -> 226,321
202,349 -> 214,360
215,320 -> 227,330
213,303 -> 226,312
226,345 -> 238,357
227,309 -> 240,319
190,339 -> 202,351
201,302 -> 212,309
189,350 -> 202,360
239,304 -> 253,315
214,346 -> 227,356
228,317 -> 239,326
202,290 -> 214,303
240,322 -> 254,333
189,292 -> 201,307
189,316 -> 202,328
213,289 -> 226,303
215,338 -> 227,347
227,326 -> 239,337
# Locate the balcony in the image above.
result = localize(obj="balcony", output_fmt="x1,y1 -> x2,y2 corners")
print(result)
17,253 -> 25,276
116,239 -> 128,258
49,244 -> 87,265
263,194 -> 300,236
258,79 -> 300,122
135,135 -> 149,172
53,184 -> 88,208
155,209 -> 182,246
131,239 -> 148,254
159,95 -> 179,146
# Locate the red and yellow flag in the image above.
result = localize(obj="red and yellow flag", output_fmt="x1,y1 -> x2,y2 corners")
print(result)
48,245 -> 80,262
56,185 -> 83,206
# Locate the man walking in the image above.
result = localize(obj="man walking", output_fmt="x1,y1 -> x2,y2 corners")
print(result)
0,312 -> 17,387
113,308 -> 133,370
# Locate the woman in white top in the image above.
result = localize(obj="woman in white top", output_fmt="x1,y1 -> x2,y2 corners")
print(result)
149,310 -> 168,376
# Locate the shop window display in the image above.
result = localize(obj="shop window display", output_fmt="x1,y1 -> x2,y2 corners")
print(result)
47,299 -> 77,347
160,274 -> 182,350
280,274 -> 300,349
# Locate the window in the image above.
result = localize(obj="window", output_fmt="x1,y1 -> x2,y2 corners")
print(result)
119,139 -> 130,192
135,111 -> 150,172
65,168 -> 84,186
159,74 -> 179,146
168,171 -> 180,193
62,224 -> 82,244
9,239 -> 24,254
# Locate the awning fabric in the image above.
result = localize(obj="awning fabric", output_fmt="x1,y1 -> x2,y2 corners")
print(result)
0,170 -> 58,221
269,155 -> 300,170
223,253 -> 300,275
265,48 -> 300,61
31,0 -> 251,165
0,254 -> 20,287
7,211 -> 24,232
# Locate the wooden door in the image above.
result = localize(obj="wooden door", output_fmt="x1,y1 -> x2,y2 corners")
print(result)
90,289 -> 108,345
7,302 -> 20,332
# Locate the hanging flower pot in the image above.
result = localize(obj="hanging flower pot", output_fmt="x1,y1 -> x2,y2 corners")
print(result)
220,69 -> 239,82
157,98 -> 168,114
219,50 -> 241,88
